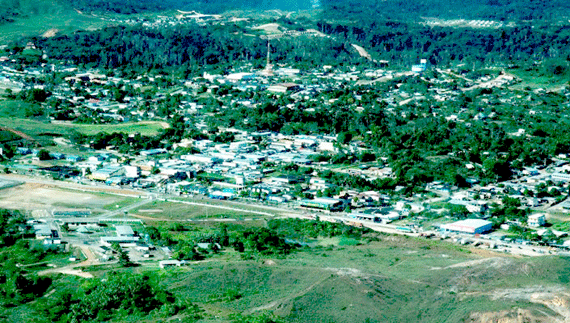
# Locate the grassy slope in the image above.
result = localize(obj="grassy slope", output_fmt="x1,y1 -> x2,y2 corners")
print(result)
0,0 -> 111,43
143,235 -> 566,322
6,228 -> 568,322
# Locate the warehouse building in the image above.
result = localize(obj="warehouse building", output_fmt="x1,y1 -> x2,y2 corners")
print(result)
299,197 -> 345,212
442,219 -> 493,234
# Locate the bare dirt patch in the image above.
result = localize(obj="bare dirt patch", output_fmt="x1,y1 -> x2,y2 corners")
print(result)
469,308 -> 560,323
465,286 -> 570,322
0,183 -> 120,211
41,28 -> 59,38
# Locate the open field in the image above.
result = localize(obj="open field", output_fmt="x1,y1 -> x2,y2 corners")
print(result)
130,199 -> 277,221
0,182 -> 132,213
508,69 -> 569,91
0,117 -> 168,139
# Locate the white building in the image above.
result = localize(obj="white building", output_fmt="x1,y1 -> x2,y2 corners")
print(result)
442,219 -> 493,234
115,225 -> 135,237
124,166 -> 141,178
528,214 -> 546,227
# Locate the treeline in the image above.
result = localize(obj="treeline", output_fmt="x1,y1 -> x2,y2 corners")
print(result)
148,219 -> 373,261
267,218 -> 372,240
321,0 -> 570,23
62,0 -> 313,15
28,12 -> 570,73
32,24 -> 360,75
315,19 -> 570,68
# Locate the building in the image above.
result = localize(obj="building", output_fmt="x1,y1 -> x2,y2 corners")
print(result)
226,72 -> 256,83
140,148 -> 168,156
124,165 -> 141,178
552,173 -> 570,182
16,147 -> 32,155
209,191 -> 236,200
159,260 -> 182,268
349,212 -> 381,223
442,219 -> 493,234
33,223 -> 53,239
528,214 -> 546,227
100,236 -> 140,246
267,82 -> 301,93
66,155 -> 84,163
90,165 -> 124,181
115,225 -> 135,237
412,59 -> 427,73
299,197 -> 345,212
181,154 -> 221,165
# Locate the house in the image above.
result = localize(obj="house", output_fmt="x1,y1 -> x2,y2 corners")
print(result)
528,214 -> 546,227
309,177 -> 329,190
412,59 -> 427,73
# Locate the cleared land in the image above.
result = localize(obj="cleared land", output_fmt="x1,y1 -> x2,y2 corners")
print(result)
0,117 -> 168,138
0,182 -> 132,213
130,199 -> 279,221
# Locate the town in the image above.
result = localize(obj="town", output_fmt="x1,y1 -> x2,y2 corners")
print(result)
2,15 -> 570,267
4,0 -> 570,321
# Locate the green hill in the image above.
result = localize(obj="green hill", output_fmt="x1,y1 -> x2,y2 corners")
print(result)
0,0 -> 111,43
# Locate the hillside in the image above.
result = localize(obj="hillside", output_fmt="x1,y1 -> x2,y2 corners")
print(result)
0,0 -> 111,43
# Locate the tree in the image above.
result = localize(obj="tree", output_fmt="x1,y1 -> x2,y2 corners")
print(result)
37,149 -> 51,161
111,242 -> 132,267
337,131 -> 353,145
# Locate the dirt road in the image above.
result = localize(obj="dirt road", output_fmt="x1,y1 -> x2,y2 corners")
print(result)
38,245 -> 98,278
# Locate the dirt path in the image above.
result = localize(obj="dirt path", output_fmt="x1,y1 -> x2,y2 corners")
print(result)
352,44 -> 372,60
0,126 -> 39,145
38,245 -> 98,278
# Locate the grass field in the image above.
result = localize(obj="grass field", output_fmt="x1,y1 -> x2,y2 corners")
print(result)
508,69 -> 568,91
0,117 -> 167,138
130,199 -> 276,221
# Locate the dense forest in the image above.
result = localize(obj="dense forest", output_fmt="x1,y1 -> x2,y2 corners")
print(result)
27,19 -> 570,74
62,0 -> 314,14
314,20 -> 570,67
321,0 -> 570,23
31,25 -> 359,76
